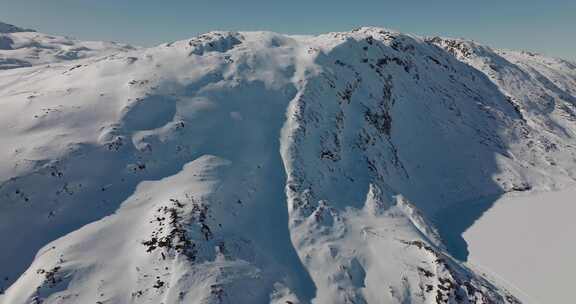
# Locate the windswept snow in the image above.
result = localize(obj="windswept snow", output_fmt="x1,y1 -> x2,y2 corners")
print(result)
0,24 -> 575,303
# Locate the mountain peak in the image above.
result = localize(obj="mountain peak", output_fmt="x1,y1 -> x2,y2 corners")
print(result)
0,21 -> 35,33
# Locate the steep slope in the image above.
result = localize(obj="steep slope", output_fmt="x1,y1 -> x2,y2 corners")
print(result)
0,21 -> 134,70
0,26 -> 575,303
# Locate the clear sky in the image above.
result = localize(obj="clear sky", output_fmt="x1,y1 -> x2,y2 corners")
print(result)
1,0 -> 574,60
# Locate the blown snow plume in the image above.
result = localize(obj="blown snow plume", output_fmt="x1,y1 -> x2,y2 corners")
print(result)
0,25 -> 575,304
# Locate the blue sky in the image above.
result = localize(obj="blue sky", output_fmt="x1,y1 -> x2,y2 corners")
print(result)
1,0 -> 574,60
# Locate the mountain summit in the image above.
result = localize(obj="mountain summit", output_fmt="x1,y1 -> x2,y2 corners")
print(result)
0,24 -> 575,304
0,21 -> 35,33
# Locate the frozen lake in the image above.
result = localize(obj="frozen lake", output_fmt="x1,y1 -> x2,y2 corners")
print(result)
463,188 -> 576,303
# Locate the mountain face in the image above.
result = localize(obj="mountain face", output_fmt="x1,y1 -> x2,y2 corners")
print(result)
0,24 -> 575,304
0,21 -> 133,70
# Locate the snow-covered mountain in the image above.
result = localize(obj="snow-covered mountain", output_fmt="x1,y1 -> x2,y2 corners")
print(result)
0,23 -> 575,304
0,21 -> 134,70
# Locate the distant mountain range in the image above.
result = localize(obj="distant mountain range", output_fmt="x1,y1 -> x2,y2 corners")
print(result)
0,21 -> 133,70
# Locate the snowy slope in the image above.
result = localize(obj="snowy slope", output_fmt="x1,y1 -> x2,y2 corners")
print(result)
0,21 -> 134,70
0,25 -> 575,303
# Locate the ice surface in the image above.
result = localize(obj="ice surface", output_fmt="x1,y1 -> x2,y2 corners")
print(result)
464,188 -> 576,304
